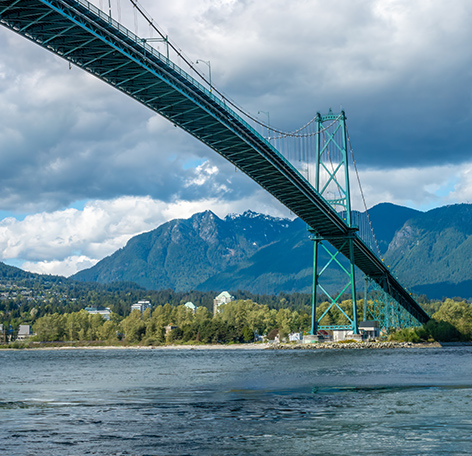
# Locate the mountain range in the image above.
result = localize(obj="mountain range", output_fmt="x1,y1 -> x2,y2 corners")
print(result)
70,203 -> 472,299
383,204 -> 472,298
0,203 -> 469,299
72,210 -> 309,294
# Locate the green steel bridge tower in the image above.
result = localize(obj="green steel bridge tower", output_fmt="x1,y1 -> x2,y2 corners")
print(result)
310,110 -> 359,335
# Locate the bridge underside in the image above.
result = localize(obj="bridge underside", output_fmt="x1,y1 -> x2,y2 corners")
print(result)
0,0 -> 430,325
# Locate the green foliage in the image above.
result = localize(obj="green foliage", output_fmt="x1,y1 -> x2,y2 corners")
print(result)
389,299 -> 472,342
2,261 -> 471,347
431,299 -> 472,340
31,310 -> 120,342
241,326 -> 253,342
388,328 -> 421,343
424,319 -> 461,342
20,299 -> 313,345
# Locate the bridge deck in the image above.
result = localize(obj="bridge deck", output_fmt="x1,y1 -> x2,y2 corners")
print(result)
0,0 -> 429,324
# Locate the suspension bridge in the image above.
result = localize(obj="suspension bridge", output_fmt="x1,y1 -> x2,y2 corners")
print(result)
0,0 -> 430,335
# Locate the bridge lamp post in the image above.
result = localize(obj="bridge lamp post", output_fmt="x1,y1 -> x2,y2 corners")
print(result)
196,59 -> 212,92
258,110 -> 271,142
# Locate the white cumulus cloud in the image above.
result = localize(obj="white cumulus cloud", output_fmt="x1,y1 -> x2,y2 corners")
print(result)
0,192 -> 290,277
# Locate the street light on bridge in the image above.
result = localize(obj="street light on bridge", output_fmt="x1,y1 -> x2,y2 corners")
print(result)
196,59 -> 212,93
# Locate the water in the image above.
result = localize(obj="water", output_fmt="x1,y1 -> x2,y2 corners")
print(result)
1,347 -> 472,455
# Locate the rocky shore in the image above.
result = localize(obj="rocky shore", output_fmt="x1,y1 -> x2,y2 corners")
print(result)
268,341 -> 443,350
3,341 -> 464,351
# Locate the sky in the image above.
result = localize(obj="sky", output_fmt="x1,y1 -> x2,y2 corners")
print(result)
0,0 -> 471,277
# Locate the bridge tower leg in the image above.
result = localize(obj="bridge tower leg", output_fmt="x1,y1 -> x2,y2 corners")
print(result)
310,110 -> 359,336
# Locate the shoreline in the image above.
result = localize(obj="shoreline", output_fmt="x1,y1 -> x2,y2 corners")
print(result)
1,341 -> 469,351
0,342 -> 271,351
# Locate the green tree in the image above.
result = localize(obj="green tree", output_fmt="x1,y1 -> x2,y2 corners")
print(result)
33,313 -> 66,341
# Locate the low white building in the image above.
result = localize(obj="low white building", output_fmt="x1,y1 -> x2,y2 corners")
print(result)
16,324 -> 32,341
332,330 -> 353,342
85,306 -> 112,320
131,300 -> 151,314
332,324 -> 377,342
289,332 -> 303,342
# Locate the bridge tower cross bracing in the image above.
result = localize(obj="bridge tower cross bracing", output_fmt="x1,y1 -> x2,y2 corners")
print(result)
310,110 -> 359,335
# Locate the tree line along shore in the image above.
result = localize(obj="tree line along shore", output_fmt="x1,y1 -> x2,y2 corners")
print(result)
1,296 -> 472,348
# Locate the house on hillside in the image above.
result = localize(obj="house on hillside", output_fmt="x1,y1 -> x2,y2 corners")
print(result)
85,306 -> 111,320
184,301 -> 197,313
213,291 -> 234,315
131,300 -> 151,314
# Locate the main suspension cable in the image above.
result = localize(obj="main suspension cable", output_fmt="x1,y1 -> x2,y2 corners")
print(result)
346,126 -> 382,259
127,0 -> 339,138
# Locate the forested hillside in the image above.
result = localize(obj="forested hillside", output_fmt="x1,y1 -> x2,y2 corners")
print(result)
4,203 -> 472,300
384,204 -> 472,298
72,204 -> 417,294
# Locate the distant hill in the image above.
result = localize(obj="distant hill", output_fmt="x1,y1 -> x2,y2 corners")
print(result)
71,204 -> 418,293
366,203 -> 421,254
198,203 -> 424,294
0,261 -> 38,280
0,261 -> 68,285
195,217 -> 314,294
383,204 -> 472,298
70,202 -> 472,298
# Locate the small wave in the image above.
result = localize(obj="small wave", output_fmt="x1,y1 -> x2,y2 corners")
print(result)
312,384 -> 472,395
0,399 -> 83,409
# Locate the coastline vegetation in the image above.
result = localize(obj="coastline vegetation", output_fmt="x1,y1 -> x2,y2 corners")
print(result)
1,293 -> 472,347
22,300 -> 311,346
0,272 -> 471,346
388,299 -> 472,343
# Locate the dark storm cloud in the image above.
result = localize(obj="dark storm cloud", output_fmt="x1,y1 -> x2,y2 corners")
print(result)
0,27 -> 260,212
183,0 -> 472,168
1,0 -> 471,211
